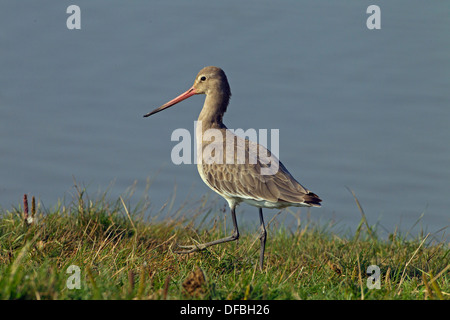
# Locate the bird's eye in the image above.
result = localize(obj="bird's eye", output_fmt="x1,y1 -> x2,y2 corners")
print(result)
200,76 -> 206,81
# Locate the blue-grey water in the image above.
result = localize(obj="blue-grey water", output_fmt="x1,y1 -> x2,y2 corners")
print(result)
1,1 -> 449,236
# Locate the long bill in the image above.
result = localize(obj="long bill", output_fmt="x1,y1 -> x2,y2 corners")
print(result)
143,87 -> 197,117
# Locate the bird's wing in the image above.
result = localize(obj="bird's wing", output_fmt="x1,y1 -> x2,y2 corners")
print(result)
200,137 -> 321,206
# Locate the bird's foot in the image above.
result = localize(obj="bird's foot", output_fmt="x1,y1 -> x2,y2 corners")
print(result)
174,242 -> 205,254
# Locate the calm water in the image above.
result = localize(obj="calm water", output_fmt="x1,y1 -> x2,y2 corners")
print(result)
1,1 -> 449,235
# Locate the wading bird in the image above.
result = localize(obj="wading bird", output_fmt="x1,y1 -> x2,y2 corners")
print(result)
143,66 -> 321,269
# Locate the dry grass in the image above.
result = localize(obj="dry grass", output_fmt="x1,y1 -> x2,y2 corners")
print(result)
0,187 -> 448,300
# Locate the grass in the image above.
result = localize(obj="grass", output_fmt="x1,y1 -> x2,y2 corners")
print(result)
0,187 -> 448,300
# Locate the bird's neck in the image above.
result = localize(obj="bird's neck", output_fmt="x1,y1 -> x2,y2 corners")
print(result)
198,90 -> 230,128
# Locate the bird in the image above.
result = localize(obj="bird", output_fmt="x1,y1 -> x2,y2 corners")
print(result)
143,66 -> 321,269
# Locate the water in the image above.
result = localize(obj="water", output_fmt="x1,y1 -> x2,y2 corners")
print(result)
1,1 -> 449,235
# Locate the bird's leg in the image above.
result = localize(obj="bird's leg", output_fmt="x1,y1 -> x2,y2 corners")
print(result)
258,208 -> 267,270
175,206 -> 239,254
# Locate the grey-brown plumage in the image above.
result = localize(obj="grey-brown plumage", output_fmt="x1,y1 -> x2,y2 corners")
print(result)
199,133 -> 321,208
144,66 -> 321,270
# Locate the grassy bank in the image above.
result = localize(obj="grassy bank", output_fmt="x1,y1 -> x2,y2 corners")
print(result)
0,190 -> 448,300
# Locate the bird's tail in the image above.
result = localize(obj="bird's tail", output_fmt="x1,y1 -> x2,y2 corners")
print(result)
304,192 -> 322,207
